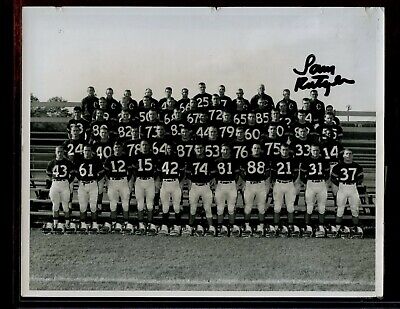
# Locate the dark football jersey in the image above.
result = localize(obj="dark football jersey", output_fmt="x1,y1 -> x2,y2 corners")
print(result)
158,155 -> 184,180
116,119 -> 138,142
207,106 -> 223,123
291,137 -> 312,163
276,99 -> 298,118
291,121 -> 315,139
81,95 -> 99,119
46,158 -> 75,181
166,118 -> 185,137
331,162 -> 363,185
215,157 -> 240,181
123,138 -> 142,157
133,153 -> 158,178
138,97 -> 159,109
76,156 -> 104,181
204,138 -> 221,159
125,97 -> 138,110
106,98 -> 122,120
192,123 -> 210,139
252,108 -> 270,125
218,121 -> 237,140
178,98 -> 190,112
92,107 -> 111,122
250,93 -> 274,112
279,114 -> 294,129
232,110 -> 248,126
135,106 -> 154,122
244,124 -> 263,141
300,156 -> 330,181
271,155 -> 299,182
159,109 -> 175,126
230,139 -> 252,160
302,109 -> 315,124
232,98 -> 250,109
241,156 -> 269,182
89,119 -> 114,140
140,120 -> 161,139
175,138 -> 195,159
92,139 -> 114,162
193,92 -> 212,110
219,95 -> 234,111
103,155 -> 132,179
150,136 -> 172,156
159,97 -> 175,110
315,123 -> 343,141
187,156 -> 216,183
182,110 -> 203,126
67,118 -> 90,137
261,136 -> 283,159
321,140 -> 344,164
62,137 -> 85,163
310,99 -> 325,123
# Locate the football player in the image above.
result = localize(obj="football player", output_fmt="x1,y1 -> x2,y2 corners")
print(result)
218,110 -> 237,141
232,88 -> 250,109
120,96 -> 137,119
244,112 -> 263,142
290,109 -> 316,144
204,126 -> 221,159
330,149 -> 364,238
116,109 -> 138,144
92,126 -> 114,212
301,98 -> 316,125
75,145 -> 104,233
138,88 -> 159,109
309,90 -> 325,124
267,109 -> 289,140
140,109 -> 162,139
177,88 -> 190,112
136,95 -> 157,122
89,109 -> 115,143
105,88 -> 122,121
214,144 -> 241,236
166,107 -> 185,137
192,112 -> 210,139
123,89 -> 138,109
123,126 -> 142,158
96,97 -> 111,121
230,126 -> 251,160
252,98 -> 271,126
184,143 -> 216,236
232,98 -> 249,126
182,98 -> 202,128
157,143 -> 185,236
43,146 -> 75,234
81,86 -> 99,122
102,141 -> 133,233
175,125 -> 195,160
67,106 -> 90,141
249,84 -> 274,112
276,89 -> 298,119
315,112 -> 343,142
159,87 -> 175,110
159,97 -> 176,126
277,100 -> 295,130
132,139 -> 159,235
300,144 -> 330,237
261,125 -> 283,161
218,85 -> 234,112
270,143 -> 300,237
240,143 -> 270,237
207,94 -> 223,124
193,82 -> 212,110
325,105 -> 341,126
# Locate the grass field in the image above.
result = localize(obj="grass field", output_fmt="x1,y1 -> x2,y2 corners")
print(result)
29,228 -> 375,292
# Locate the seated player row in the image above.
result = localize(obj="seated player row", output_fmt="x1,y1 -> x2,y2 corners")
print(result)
45,138 -> 363,238
81,84 -> 334,128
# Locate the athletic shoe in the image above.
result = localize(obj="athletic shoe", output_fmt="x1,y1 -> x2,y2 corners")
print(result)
113,222 -> 122,234
137,222 -> 146,235
351,226 -> 364,239
301,225 -> 313,238
65,222 -> 77,234
254,224 -> 264,237
169,225 -> 181,236
159,224 -> 169,236
122,223 -> 134,234
326,225 -> 338,238
88,222 -> 99,234
147,223 -> 157,236
242,224 -> 252,238
315,225 -> 326,238
195,225 -> 204,236
100,222 -> 111,234
265,225 -> 276,238
42,222 -> 54,234
206,225 -> 216,237
231,225 -> 241,237
77,222 -> 88,234
181,225 -> 193,236
289,225 -> 301,238
278,225 -> 289,237
339,226 -> 351,239
219,225 -> 229,237
54,223 -> 65,234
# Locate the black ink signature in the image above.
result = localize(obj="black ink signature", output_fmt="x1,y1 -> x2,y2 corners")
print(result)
293,54 -> 355,96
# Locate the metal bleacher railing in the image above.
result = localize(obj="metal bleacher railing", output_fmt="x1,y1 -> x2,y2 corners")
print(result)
29,101 -> 377,228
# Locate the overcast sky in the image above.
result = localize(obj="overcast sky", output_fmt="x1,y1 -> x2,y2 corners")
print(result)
23,7 -> 383,111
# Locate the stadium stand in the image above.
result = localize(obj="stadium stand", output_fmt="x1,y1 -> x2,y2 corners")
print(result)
29,102 -> 376,232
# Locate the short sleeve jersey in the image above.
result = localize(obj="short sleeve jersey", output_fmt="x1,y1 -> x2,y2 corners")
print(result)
241,156 -> 269,182
187,156 -> 215,183
204,138 -> 221,159
300,156 -> 330,181
158,154 -> 184,180
123,138 -> 142,157
229,139 -> 252,160
103,155 -> 132,179
271,155 -> 299,182
261,136 -> 284,160
218,121 -> 237,141
321,140 -> 344,164
92,139 -> 114,162
62,137 -> 85,163
75,156 -> 104,181
133,153 -> 158,178
193,92 -> 212,110
331,162 -> 363,185
215,157 -> 240,181
291,137 -> 312,163
46,158 -> 75,181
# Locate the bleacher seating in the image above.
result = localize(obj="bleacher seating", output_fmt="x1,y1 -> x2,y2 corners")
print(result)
29,104 -> 377,228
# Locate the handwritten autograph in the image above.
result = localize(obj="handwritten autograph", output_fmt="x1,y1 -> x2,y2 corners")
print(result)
293,54 -> 355,96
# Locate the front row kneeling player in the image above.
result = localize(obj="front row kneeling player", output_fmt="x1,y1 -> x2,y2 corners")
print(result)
330,149 -> 364,238
44,146 -> 75,233
214,144 -> 241,236
271,143 -> 300,236
102,141 -> 133,233
158,143 -> 185,236
300,144 -> 330,237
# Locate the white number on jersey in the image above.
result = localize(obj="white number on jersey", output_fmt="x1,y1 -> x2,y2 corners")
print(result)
161,161 -> 179,175
152,143 -> 167,155
264,142 -> 280,156
217,162 -> 232,175
67,143 -> 83,156
295,144 -> 311,157
233,114 -> 247,125
110,160 -> 126,173
193,162 -> 208,175
177,144 -> 193,158
233,145 -> 248,159
340,167 -> 357,181
309,162 -> 323,175
244,128 -> 260,140
126,143 -> 141,156
79,163 -> 94,177
247,161 -> 265,174
277,161 -> 291,175
52,165 -> 67,178
219,126 -> 235,139
205,145 -> 220,158
138,158 -> 153,172
96,145 -> 112,160
196,97 -> 209,108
